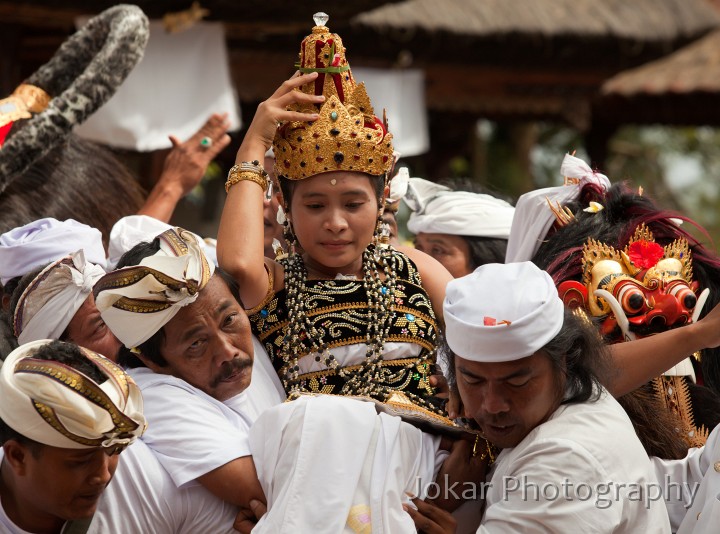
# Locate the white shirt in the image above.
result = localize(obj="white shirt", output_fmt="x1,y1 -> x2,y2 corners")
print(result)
480,389 -> 671,533
129,337 -> 285,487
90,440 -> 238,533
652,423 -> 720,533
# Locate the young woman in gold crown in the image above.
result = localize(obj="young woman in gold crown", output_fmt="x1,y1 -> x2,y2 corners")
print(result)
217,14 -> 488,530
218,14 -> 462,428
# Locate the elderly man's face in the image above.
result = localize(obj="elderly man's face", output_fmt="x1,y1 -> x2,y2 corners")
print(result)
4,442 -> 118,528
455,351 -> 563,448
65,292 -> 122,362
158,275 -> 254,401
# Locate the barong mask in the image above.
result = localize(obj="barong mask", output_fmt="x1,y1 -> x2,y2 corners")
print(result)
557,224 -> 708,342
531,157 -> 716,451
0,339 -> 146,453
272,12 -> 394,182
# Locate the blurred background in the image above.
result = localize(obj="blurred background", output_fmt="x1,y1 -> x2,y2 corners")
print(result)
4,0 -> 720,245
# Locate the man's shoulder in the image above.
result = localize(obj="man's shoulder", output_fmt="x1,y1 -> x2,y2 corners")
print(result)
507,390 -> 648,472
129,367 -> 209,399
533,389 -> 631,442
128,368 -> 234,420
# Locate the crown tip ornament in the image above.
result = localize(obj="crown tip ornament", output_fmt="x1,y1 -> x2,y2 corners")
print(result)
313,12 -> 329,28
273,12 -> 394,181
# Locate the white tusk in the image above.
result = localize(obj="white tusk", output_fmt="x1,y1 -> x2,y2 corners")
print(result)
691,288 -> 710,324
594,289 -> 637,341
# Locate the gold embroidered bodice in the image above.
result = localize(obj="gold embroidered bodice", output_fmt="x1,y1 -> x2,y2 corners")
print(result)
249,249 -> 448,420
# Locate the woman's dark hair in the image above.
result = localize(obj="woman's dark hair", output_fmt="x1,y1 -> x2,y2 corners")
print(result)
278,173 -> 386,210
0,133 -> 146,248
442,308 -> 613,405
114,238 -> 242,369
464,236 -> 508,269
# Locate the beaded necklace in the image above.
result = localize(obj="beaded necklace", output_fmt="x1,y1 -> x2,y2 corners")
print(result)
281,236 -> 399,398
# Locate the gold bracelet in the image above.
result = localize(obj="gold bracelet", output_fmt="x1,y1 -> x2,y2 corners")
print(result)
225,166 -> 268,193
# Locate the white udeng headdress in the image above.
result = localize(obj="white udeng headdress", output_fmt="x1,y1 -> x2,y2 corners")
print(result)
443,262 -> 564,362
404,176 -> 515,239
0,217 -> 106,284
0,339 -> 146,452
13,249 -> 106,345
505,153 -> 610,263
94,227 -> 215,348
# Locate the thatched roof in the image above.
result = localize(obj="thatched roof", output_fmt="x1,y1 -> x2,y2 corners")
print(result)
603,29 -> 720,96
0,1 -> 393,29
355,0 -> 718,41
352,0 -> 720,68
599,29 -> 720,125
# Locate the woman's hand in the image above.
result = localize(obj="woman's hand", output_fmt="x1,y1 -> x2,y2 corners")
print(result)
237,71 -> 324,162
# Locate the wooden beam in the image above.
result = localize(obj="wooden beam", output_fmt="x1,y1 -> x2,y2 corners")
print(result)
0,3 -> 82,29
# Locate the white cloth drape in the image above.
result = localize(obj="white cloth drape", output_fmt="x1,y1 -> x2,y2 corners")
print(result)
75,21 -> 240,151
249,394 -> 441,533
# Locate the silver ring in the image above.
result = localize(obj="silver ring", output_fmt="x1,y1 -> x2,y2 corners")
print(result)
200,136 -> 212,148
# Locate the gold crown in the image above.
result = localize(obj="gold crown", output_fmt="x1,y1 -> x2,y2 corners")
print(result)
273,12 -> 394,180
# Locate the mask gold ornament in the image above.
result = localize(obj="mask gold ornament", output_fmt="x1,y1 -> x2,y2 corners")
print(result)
558,224 -> 708,341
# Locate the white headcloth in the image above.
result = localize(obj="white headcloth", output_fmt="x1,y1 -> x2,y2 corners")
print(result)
404,177 -> 515,239
95,227 -> 215,348
0,218 -> 106,285
443,262 -> 564,362
14,250 -> 106,345
107,215 -> 216,268
505,154 -> 610,263
0,339 -> 146,451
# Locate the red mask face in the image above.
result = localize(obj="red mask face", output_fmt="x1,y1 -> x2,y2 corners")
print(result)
557,224 -> 706,342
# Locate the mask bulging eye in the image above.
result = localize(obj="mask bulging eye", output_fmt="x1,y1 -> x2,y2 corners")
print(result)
669,284 -> 697,310
617,284 -> 646,315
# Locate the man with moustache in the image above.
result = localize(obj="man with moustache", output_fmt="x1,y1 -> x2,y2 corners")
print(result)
93,227 -> 284,519
5,224 -> 283,530
406,262 -> 670,533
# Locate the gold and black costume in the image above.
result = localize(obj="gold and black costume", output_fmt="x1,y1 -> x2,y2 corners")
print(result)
249,248 -> 453,428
